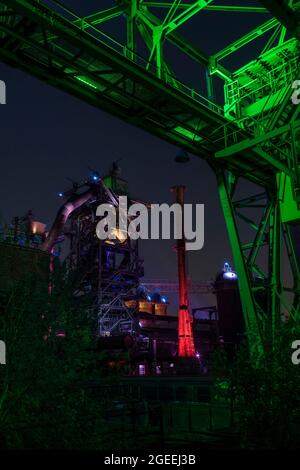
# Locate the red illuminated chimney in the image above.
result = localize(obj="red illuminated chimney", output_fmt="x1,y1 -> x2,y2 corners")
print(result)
172,185 -> 196,358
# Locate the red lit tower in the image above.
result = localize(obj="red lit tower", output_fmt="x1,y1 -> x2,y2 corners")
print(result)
172,185 -> 195,358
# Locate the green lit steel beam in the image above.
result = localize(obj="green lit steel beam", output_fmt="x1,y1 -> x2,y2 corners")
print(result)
161,0 -> 182,25
216,169 -> 263,357
283,224 -> 300,295
20,4 -> 126,56
260,0 -> 300,38
278,25 -> 287,44
137,18 -> 178,85
215,120 -> 299,179
269,198 -> 282,343
217,172 -> 300,350
0,4 -> 225,145
214,17 -> 279,61
252,148 -> 292,179
73,5 -> 125,28
143,2 -> 268,13
138,7 -> 206,63
247,203 -> 272,268
126,0 -> 137,61
162,1 -> 213,35
216,119 -> 300,158
139,8 -> 232,80
235,211 -> 259,232
0,38 -> 210,155
261,23 -> 281,53
233,192 -> 267,208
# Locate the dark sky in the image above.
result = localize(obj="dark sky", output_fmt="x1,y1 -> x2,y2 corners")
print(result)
0,1 -> 284,312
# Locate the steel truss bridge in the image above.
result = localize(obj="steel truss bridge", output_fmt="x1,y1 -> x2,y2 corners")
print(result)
1,0 -> 300,356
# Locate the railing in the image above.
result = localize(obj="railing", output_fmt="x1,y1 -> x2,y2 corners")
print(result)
225,53 -> 298,115
40,0 -> 223,117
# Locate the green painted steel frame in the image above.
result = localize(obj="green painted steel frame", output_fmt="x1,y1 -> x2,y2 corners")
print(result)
216,168 -> 300,355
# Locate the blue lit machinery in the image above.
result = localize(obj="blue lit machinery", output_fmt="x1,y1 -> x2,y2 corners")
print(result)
45,163 -> 144,337
97,166 -> 143,336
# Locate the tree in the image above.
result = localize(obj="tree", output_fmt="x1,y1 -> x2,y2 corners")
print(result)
212,321 -> 300,449
0,271 -> 108,449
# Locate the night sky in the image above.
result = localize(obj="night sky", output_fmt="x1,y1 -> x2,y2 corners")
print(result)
0,1 -> 287,312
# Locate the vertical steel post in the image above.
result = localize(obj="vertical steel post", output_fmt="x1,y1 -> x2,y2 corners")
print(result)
127,0 -> 138,61
269,198 -> 282,343
216,169 -> 263,357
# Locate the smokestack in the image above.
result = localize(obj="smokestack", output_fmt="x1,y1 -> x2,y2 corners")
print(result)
171,185 -> 195,358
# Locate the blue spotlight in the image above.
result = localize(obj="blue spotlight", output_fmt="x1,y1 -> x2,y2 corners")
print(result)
222,261 -> 237,280
223,271 -> 238,280
161,297 -> 167,303
91,172 -> 100,182
58,192 -> 64,198
146,295 -> 152,301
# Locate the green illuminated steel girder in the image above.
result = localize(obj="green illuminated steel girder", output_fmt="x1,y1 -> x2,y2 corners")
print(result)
143,1 -> 214,75
260,0 -> 300,38
216,171 -> 300,354
161,1 -> 213,35
73,5 -> 126,28
0,1 -> 224,138
0,1 -> 250,173
136,7 -> 232,80
216,119 -> 300,159
216,169 -> 264,357
213,17 -> 279,61
143,3 -> 268,13
215,120 -> 300,181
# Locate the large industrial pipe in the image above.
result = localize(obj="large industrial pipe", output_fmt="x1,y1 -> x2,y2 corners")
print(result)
41,188 -> 95,253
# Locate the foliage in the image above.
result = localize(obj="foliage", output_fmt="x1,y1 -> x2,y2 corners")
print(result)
0,271 -> 129,449
211,322 -> 300,449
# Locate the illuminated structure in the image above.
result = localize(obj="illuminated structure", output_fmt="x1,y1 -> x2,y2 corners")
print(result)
172,185 -> 196,358
0,210 -> 46,248
41,165 -> 144,337
1,1 -> 300,356
0,211 -> 50,293
214,262 -> 243,355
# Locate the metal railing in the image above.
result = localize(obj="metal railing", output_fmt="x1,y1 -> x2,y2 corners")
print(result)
40,0 -> 223,117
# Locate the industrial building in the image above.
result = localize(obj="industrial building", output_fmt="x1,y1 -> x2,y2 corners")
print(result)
0,162 -> 243,375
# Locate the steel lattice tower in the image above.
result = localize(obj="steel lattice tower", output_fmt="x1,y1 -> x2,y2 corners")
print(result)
1,0 -> 300,357
41,166 -> 144,337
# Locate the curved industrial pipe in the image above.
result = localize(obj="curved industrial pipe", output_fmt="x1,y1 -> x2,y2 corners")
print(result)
41,188 -> 95,253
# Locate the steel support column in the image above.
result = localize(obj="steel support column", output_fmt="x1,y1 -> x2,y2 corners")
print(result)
216,168 -> 263,357
269,197 -> 282,343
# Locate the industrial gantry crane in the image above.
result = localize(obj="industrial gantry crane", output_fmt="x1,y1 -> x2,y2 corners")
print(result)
1,0 -> 300,356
